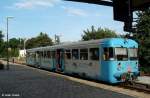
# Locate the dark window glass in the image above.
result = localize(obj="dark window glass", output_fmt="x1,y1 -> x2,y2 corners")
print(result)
103,47 -> 114,61
26,52 -> 29,57
65,50 -> 71,60
128,48 -> 138,60
47,51 -> 51,58
90,48 -> 99,60
72,49 -> 79,60
41,52 -> 44,57
44,51 -> 47,58
115,48 -> 128,61
80,49 -> 88,60
31,53 -> 35,58
52,51 -> 55,59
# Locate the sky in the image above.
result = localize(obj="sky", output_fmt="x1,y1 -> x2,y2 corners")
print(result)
0,0 -> 125,42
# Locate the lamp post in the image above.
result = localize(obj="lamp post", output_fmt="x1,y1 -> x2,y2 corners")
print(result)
23,38 -> 27,57
23,38 -> 27,51
6,16 -> 14,70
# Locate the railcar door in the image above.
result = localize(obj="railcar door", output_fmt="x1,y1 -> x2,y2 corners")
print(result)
56,49 -> 64,72
35,51 -> 41,68
100,46 -> 114,82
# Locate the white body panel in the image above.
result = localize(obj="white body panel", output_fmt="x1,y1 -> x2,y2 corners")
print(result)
40,58 -> 53,69
26,57 -> 35,66
64,60 -> 100,79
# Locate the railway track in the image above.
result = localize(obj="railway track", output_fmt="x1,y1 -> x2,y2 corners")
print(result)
120,81 -> 150,93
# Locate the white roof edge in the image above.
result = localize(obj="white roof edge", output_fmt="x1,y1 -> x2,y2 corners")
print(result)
27,39 -> 104,52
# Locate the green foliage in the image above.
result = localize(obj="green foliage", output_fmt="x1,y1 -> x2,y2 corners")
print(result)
0,31 -> 4,58
8,38 -> 21,57
18,38 -> 25,49
26,32 -> 53,49
82,26 -> 118,41
140,67 -> 150,74
9,38 -> 20,48
0,31 -> 4,43
133,8 -> 150,67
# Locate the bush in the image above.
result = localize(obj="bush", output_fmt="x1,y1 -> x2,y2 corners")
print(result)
140,67 -> 150,75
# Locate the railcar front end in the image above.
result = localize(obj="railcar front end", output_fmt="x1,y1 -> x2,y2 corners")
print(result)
100,38 -> 139,83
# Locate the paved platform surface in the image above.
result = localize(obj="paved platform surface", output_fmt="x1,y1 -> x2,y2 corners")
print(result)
0,62 -> 135,98
137,76 -> 150,85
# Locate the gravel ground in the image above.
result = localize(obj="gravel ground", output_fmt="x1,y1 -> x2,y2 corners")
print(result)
0,61 -> 135,98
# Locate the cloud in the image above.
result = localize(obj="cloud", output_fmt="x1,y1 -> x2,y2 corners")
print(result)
62,6 -> 88,17
7,0 -> 60,9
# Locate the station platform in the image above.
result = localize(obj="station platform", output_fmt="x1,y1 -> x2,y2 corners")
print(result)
0,60 -> 149,98
137,76 -> 150,85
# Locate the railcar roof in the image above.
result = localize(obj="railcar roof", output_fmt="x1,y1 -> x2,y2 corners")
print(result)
27,39 -> 103,52
26,38 -> 137,52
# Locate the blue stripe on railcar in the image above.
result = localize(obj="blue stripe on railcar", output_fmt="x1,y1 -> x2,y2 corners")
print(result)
101,38 -> 138,48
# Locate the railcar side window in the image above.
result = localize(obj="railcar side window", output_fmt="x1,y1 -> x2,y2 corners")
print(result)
39,51 -> 42,57
90,48 -> 99,60
72,49 -> 79,60
65,50 -> 71,60
26,52 -> 29,57
103,47 -> 114,61
52,51 -> 55,59
41,52 -> 44,57
35,51 -> 39,58
115,48 -> 128,61
44,51 -> 47,58
80,49 -> 88,60
47,51 -> 51,58
31,53 -> 35,58
128,48 -> 138,60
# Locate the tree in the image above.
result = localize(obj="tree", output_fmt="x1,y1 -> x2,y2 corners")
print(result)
0,31 -> 4,57
26,32 -> 53,49
18,38 -> 25,49
82,26 -> 118,41
0,31 -> 4,43
133,8 -> 150,67
9,38 -> 22,57
9,38 -> 20,49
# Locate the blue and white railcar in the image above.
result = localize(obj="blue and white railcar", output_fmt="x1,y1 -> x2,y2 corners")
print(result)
100,38 -> 139,83
26,38 -> 139,83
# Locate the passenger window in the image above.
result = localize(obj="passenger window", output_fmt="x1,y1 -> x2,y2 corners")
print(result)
115,48 -> 127,61
80,49 -> 88,60
39,51 -> 43,57
103,47 -> 114,61
52,51 -> 55,59
72,49 -> 79,60
90,48 -> 99,60
44,51 -> 47,58
31,53 -> 35,58
35,51 -> 39,58
26,52 -> 29,57
128,48 -> 138,60
47,51 -> 51,58
65,50 -> 71,60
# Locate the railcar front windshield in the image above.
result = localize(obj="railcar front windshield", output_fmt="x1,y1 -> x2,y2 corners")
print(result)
115,48 -> 128,61
128,48 -> 138,60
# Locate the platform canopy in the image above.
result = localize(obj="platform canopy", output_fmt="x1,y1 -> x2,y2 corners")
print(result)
133,0 -> 150,10
65,0 -> 150,10
65,0 -> 150,32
